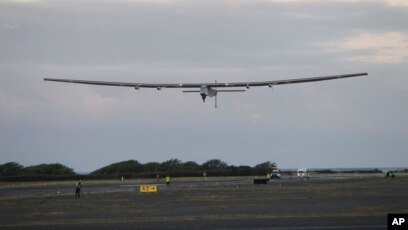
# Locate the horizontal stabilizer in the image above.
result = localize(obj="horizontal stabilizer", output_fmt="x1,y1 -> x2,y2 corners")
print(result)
217,89 -> 246,92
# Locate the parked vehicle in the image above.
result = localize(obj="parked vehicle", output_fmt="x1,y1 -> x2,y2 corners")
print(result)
271,169 -> 281,179
297,168 -> 307,177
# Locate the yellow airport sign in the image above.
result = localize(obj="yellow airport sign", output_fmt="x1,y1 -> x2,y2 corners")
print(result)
140,185 -> 158,193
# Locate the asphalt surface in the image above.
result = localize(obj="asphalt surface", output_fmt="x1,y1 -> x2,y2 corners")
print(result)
0,175 -> 374,199
0,175 -> 406,229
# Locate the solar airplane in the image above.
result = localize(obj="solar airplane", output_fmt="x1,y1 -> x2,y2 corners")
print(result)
44,72 -> 367,108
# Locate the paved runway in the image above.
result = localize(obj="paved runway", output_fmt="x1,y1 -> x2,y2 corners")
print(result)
0,175 -> 406,229
0,174 -> 376,199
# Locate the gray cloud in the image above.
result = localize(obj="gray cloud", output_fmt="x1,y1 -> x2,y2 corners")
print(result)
0,0 -> 407,171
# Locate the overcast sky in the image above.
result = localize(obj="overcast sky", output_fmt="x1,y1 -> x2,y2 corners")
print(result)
1,0 -> 407,172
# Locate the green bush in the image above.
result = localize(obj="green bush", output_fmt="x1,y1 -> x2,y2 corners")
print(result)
0,162 -> 24,176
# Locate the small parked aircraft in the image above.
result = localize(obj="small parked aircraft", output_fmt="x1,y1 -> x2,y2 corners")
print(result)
44,72 -> 367,108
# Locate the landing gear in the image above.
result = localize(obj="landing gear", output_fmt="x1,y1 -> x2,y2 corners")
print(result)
201,94 -> 206,102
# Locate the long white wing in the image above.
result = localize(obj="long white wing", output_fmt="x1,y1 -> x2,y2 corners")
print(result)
44,72 -> 367,89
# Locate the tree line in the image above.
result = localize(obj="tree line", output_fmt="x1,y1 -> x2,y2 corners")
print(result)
0,159 -> 277,181
90,159 -> 277,178
0,162 -> 76,181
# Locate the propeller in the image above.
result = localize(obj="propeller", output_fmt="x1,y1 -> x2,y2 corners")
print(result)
215,80 -> 217,109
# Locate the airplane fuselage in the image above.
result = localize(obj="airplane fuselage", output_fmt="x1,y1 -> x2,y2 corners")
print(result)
200,85 -> 217,102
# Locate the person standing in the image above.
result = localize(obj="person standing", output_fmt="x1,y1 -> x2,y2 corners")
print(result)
165,176 -> 170,186
75,180 -> 82,198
